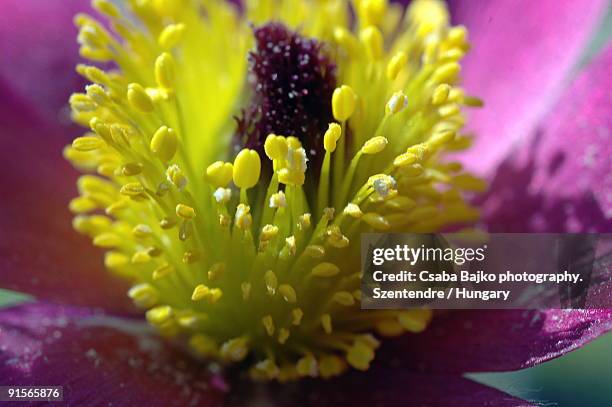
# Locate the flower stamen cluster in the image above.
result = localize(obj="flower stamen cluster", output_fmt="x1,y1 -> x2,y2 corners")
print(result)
65,0 -> 484,381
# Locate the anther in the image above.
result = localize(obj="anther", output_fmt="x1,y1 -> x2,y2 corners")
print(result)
432,83 -> 451,105
213,187 -> 232,203
93,232 -> 122,248
297,355 -> 318,377
150,126 -> 177,162
127,83 -> 154,112
361,136 -> 388,155
72,136 -> 106,151
233,149 -> 261,189
262,315 -> 275,336
131,251 -> 152,264
146,305 -> 173,326
359,0 -> 388,26
158,23 -> 186,49
347,341 -> 375,370
269,191 -> 287,208
332,291 -> 355,306
235,204 -> 252,229
208,262 -> 226,281
191,284 -> 222,304
220,337 -> 248,362
176,204 -> 196,219
264,270 -> 278,296
153,264 -> 175,280
206,161 -> 233,187
264,134 -> 289,161
155,52 -> 176,91
321,314 -> 332,334
385,91 -> 408,115
312,262 -> 340,277
278,329 -> 290,344
166,164 -> 187,189
359,26 -> 384,60
128,283 -> 159,309
292,308 -> 303,325
431,62 -> 460,84
332,85 -> 357,122
323,123 -> 342,153
278,284 -> 297,303
386,51 -> 407,80
121,162 -> 144,176
343,203 -> 363,218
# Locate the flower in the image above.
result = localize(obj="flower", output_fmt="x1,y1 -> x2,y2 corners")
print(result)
0,0 -> 610,405
65,0 -> 486,379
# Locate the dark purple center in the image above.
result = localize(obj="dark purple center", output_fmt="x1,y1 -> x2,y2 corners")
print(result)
235,23 -> 336,162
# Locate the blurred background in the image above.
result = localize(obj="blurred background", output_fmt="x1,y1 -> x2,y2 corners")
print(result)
1,2 -> 610,406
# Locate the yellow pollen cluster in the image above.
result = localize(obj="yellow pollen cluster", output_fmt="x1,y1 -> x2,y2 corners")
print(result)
65,0 -> 484,381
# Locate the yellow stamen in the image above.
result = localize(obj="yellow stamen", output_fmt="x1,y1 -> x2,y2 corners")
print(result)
278,284 -> 297,303
359,26 -> 384,60
385,91 -> 408,115
323,123 -> 342,153
206,161 -> 233,187
386,51 -> 407,80
127,83 -> 154,112
158,23 -> 186,50
233,149 -> 261,189
72,136 -> 105,151
331,85 -> 357,122
321,314 -> 333,334
311,262 -> 340,277
176,203 -> 196,219
66,0 -> 482,382
347,341 -> 375,371
154,52 -> 176,91
296,354 -> 318,377
361,136 -> 388,155
128,283 -> 159,309
150,126 -> 177,162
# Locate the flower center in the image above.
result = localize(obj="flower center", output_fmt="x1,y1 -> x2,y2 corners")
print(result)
65,0 -> 484,381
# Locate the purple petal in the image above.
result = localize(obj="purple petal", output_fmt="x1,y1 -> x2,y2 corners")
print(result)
381,309 -> 612,374
448,0 -> 607,175
228,368 -> 531,406
0,302 -> 226,406
0,0 -> 89,126
481,46 -> 612,233
0,83 -> 133,313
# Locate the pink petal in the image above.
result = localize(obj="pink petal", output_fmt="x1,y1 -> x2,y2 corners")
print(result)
448,0 -> 607,175
381,309 -> 612,374
0,0 -> 90,126
0,83 -> 133,313
481,46 -> 612,233
0,303 -> 533,406
227,367 -> 531,406
0,302 -> 227,406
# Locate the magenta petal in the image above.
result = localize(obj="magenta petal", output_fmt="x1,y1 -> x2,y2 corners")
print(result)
381,309 -> 612,374
0,0 -> 89,125
0,83 -> 133,312
0,303 -> 226,406
449,0 -> 607,175
228,369 -> 532,406
481,46 -> 612,233
1,304 -> 532,406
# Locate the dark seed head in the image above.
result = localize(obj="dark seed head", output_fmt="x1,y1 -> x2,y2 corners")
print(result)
235,23 -> 336,163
